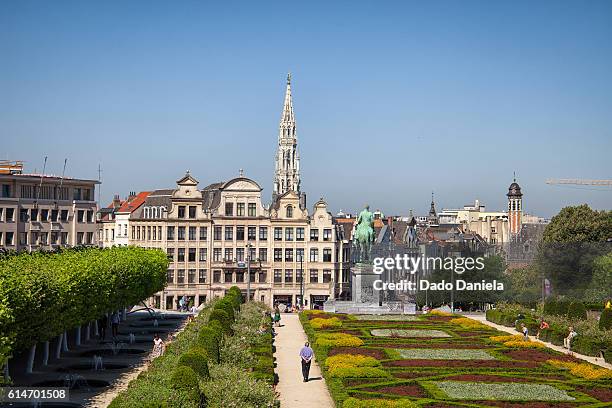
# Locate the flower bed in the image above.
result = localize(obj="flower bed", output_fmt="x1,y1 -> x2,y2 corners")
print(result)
432,381 -> 575,402
371,329 -> 451,338
310,316 -> 343,329
396,348 -> 496,360
354,315 -> 418,321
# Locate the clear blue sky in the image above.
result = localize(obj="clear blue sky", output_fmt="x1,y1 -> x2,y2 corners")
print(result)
1,0 -> 611,217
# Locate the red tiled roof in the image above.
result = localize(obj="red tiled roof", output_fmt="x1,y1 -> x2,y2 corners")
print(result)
117,191 -> 151,213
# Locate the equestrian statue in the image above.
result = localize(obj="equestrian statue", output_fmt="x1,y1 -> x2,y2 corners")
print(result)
354,205 -> 375,262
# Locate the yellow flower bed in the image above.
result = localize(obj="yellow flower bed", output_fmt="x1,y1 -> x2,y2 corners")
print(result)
489,334 -> 523,343
303,309 -> 325,316
325,353 -> 380,371
449,317 -> 489,330
547,359 -> 612,380
315,333 -> 364,348
310,317 -> 343,329
503,340 -> 545,349
428,309 -> 452,316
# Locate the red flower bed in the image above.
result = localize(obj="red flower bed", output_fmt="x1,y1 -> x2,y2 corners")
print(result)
445,373 -> 567,382
384,359 -> 538,368
473,402 -> 580,408
425,316 -> 453,322
362,384 -> 426,397
338,329 -> 363,336
504,349 -> 581,363
394,371 -> 436,379
575,386 -> 612,402
328,347 -> 386,359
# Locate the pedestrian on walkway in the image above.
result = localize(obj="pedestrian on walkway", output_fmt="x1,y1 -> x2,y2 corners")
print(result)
564,326 -> 577,352
536,318 -> 549,340
299,342 -> 314,382
151,333 -> 165,359
520,323 -> 529,340
274,307 -> 281,327
111,311 -> 120,339
99,313 -> 108,341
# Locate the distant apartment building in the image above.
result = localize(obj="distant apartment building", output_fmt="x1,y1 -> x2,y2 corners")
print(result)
0,161 -> 99,251
438,199 -> 509,245
98,191 -> 150,247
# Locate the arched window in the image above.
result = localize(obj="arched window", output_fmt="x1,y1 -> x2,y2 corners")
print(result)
144,207 -> 150,218
286,205 -> 293,218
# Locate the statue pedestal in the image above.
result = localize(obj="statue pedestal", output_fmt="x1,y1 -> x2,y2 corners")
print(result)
351,263 -> 380,305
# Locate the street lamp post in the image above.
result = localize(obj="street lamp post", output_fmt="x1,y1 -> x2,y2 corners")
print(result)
299,253 -> 304,309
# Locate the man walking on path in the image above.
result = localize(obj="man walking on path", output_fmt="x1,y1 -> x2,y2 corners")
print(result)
299,342 -> 314,382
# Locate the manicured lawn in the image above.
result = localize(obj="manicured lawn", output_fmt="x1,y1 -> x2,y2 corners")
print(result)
299,311 -> 612,407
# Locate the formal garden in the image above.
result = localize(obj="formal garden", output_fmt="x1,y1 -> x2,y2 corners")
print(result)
300,309 -> 612,407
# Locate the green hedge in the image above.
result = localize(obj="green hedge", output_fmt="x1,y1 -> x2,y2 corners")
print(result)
599,308 -> 612,330
0,247 -> 168,365
567,302 -> 587,320
177,351 -> 209,379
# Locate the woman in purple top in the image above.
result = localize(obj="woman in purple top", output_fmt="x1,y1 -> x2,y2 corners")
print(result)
299,342 -> 314,382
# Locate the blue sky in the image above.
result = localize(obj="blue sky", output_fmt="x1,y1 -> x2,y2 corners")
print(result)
1,0 -> 611,217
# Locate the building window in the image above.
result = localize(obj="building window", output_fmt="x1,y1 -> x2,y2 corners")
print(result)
152,226 -> 157,240
235,271 -> 244,283
285,248 -> 293,262
274,227 -> 282,241
178,206 -> 186,218
237,203 -> 245,216
147,226 -> 151,240
224,271 -> 233,283
236,248 -> 244,262
236,226 -> 245,241
248,226 -> 256,240
285,269 -> 293,283
20,209 -> 28,222
177,269 -> 185,284
285,227 -> 294,241
77,232 -> 84,245
310,248 -> 319,262
199,248 -> 207,262
296,227 -> 304,241
178,226 -> 186,240
199,227 -> 207,240
225,202 -> 233,216
188,206 -> 196,219
258,271 -> 267,283
213,270 -> 221,283
177,248 -> 185,262
310,269 -> 319,283
198,269 -> 207,283
158,226 -> 162,240
188,248 -> 196,262
296,248 -> 304,262
30,208 -> 38,222
224,248 -> 233,261
40,209 -> 48,221
286,205 -> 293,218
259,248 -> 267,262
259,226 -> 268,241
323,269 -> 332,283
225,226 -> 233,241
296,268 -> 303,282
248,203 -> 256,217
213,248 -> 221,262
6,208 -> 14,222
1,184 -> 11,198
132,226 -> 135,239
310,229 -> 319,241
5,232 -> 14,246
249,246 -> 256,261
167,248 -> 174,261
188,269 -> 196,283
189,226 -> 196,240
167,269 -> 174,283
86,232 -> 93,244
214,226 -> 222,240
167,226 -> 175,240
323,228 -> 332,241
60,210 -> 69,222
323,248 -> 332,262
274,269 -> 282,283
274,248 -> 282,262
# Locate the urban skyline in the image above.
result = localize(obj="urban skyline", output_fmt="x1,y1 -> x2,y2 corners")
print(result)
2,1 -> 612,217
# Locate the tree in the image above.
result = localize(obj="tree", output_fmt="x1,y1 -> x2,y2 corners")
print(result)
503,266 -> 542,306
542,205 -> 612,243
583,253 -> 612,303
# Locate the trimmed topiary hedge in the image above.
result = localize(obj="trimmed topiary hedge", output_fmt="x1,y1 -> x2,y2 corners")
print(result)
177,351 -> 209,379
170,365 -> 201,403
209,309 -> 232,335
197,326 -> 221,364
567,301 -> 587,320
0,247 -> 168,368
599,308 -> 612,330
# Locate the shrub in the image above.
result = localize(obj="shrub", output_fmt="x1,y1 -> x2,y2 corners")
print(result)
214,299 -> 235,323
177,351 -> 209,379
543,299 -> 559,316
503,340 -> 546,349
328,366 -> 389,378
325,354 -> 380,371
547,359 -> 612,380
303,309 -> 324,316
599,308 -> 612,330
205,363 -> 276,408
197,326 -> 220,363
170,365 -> 201,402
315,333 -> 364,348
489,334 -> 523,343
310,317 -> 342,329
428,309 -> 452,317
209,309 -> 232,334
343,397 -> 418,408
567,302 -> 587,320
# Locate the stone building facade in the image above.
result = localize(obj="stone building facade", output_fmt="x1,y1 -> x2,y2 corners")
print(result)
0,162 -> 98,251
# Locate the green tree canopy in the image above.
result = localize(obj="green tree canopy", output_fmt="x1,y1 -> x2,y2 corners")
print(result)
542,204 -> 612,243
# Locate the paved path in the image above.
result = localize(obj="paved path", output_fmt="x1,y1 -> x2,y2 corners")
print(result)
274,314 -> 334,408
465,313 -> 612,370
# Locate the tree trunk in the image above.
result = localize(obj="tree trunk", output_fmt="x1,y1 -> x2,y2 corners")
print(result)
122,308 -> 127,321
94,320 -> 99,336
55,334 -> 63,359
85,323 -> 91,342
62,330 -> 69,352
26,344 -> 36,374
42,341 -> 49,366
75,326 -> 81,346
3,359 -> 8,382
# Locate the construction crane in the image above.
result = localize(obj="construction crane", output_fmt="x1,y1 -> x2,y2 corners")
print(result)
546,179 -> 612,186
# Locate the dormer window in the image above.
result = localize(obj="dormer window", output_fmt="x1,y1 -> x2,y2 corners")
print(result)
286,205 -> 293,218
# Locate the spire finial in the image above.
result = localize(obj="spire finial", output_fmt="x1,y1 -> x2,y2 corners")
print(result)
513,171 -> 516,182
239,168 -> 244,177
287,72 -> 291,85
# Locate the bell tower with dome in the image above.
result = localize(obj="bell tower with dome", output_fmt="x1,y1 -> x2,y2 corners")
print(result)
507,174 -> 523,239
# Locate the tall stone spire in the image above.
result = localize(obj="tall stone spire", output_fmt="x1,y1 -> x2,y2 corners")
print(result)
273,73 -> 301,201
